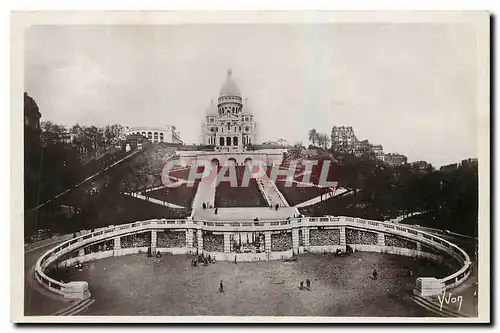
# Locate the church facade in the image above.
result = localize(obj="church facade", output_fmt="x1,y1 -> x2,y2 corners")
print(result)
201,69 -> 257,151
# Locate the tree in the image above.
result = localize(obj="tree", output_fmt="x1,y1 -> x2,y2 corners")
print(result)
308,129 -> 318,146
315,133 -> 330,149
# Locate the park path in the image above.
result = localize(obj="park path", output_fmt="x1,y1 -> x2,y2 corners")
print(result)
123,192 -> 185,209
23,236 -> 76,316
191,177 -> 216,210
294,187 -> 349,208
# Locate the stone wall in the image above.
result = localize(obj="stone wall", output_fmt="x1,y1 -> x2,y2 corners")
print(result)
346,228 -> 378,245
309,228 -> 340,246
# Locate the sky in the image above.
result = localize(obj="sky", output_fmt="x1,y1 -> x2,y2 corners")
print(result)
25,23 -> 479,167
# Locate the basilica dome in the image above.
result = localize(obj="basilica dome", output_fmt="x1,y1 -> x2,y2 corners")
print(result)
219,68 -> 241,98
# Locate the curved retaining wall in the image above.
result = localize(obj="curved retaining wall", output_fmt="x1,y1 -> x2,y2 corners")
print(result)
34,216 -> 471,299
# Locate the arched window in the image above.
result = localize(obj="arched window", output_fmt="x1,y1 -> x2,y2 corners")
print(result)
160,133 -> 164,142
233,137 -> 238,146
147,132 -> 152,140
227,122 -> 231,131
220,137 -> 225,146
226,137 -> 231,146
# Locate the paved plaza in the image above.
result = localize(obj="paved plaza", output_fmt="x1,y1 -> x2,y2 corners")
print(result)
61,252 -> 460,317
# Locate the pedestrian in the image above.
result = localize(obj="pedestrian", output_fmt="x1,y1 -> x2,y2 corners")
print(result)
215,208 -> 218,215
372,269 -> 378,280
306,279 -> 311,291
202,202 -> 206,209
275,203 -> 279,211
219,280 -> 224,293
270,204 -> 273,210
300,281 -> 304,290
234,255 -> 237,264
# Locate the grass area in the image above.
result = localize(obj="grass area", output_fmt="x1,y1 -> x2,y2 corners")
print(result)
275,181 -> 332,206
400,212 -> 477,238
215,179 -> 268,208
146,183 -> 199,208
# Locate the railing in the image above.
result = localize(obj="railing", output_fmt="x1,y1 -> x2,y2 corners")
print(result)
34,215 -> 471,299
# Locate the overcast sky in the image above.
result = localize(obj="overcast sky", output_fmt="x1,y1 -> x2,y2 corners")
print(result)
25,24 -> 478,167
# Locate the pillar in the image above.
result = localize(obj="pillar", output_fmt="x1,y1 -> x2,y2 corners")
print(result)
377,232 -> 385,246
224,233 -> 231,253
186,229 -> 194,251
113,236 -> 121,256
292,228 -> 299,255
197,229 -> 204,252
265,232 -> 271,254
151,230 -> 157,253
302,227 -> 310,249
417,241 -> 422,251
339,226 -> 346,247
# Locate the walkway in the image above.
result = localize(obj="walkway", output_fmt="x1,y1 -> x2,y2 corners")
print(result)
23,236 -> 80,316
294,187 -> 350,208
256,175 -> 289,208
123,192 -> 185,209
191,178 -> 217,210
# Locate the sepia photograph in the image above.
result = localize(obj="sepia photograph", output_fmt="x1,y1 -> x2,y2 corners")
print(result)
11,11 -> 490,323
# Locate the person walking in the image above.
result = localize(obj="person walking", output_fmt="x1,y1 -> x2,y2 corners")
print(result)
372,269 -> 378,280
202,202 -> 206,209
306,279 -> 311,291
300,281 -> 304,290
219,280 -> 224,293
215,208 -> 218,215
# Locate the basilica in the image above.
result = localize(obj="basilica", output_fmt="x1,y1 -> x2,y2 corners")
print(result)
201,69 -> 258,151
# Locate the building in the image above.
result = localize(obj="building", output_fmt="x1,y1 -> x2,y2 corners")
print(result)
411,160 -> 432,173
331,125 -> 384,160
331,126 -> 357,153
201,69 -> 258,151
354,139 -> 384,160
460,158 -> 478,167
384,153 -> 408,167
177,69 -> 283,167
127,125 -> 182,144
440,158 -> 478,172
354,139 -> 370,157
371,145 -> 384,161
123,133 -> 149,150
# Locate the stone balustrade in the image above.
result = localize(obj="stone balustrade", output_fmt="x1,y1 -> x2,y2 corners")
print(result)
34,215 -> 471,300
